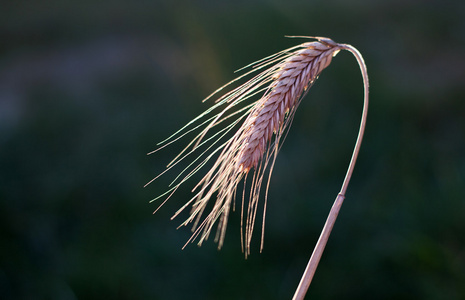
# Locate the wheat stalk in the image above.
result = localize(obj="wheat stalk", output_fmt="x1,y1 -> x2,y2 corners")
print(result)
292,43 -> 369,300
148,37 -> 369,283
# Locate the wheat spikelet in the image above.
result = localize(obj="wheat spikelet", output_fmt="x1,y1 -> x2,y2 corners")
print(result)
149,37 -> 343,256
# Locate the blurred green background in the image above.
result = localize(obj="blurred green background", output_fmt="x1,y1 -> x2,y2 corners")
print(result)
1,0 -> 464,299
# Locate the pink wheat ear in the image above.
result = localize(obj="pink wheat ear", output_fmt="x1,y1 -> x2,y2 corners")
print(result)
147,37 -> 369,275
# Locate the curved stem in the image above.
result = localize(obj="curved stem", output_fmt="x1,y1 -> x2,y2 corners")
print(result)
292,44 -> 369,300
337,44 -> 369,196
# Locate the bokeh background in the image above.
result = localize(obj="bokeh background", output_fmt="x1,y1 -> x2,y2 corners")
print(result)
1,0 -> 464,299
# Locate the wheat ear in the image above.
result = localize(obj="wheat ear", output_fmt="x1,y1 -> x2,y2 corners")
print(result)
148,37 -> 368,260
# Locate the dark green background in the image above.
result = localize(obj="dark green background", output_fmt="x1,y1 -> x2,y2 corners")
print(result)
1,0 -> 464,299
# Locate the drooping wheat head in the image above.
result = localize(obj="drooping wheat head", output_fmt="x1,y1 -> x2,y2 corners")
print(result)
148,37 -> 344,256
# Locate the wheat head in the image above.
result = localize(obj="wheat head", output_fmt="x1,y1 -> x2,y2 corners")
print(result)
149,37 -> 344,256
237,38 -> 339,172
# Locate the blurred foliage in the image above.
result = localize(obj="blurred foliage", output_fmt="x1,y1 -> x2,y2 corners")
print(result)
1,0 -> 464,299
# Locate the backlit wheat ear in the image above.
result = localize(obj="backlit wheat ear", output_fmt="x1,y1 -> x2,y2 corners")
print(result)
147,37 -> 368,261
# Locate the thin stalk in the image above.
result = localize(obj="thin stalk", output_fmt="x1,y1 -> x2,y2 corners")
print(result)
292,43 -> 369,300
